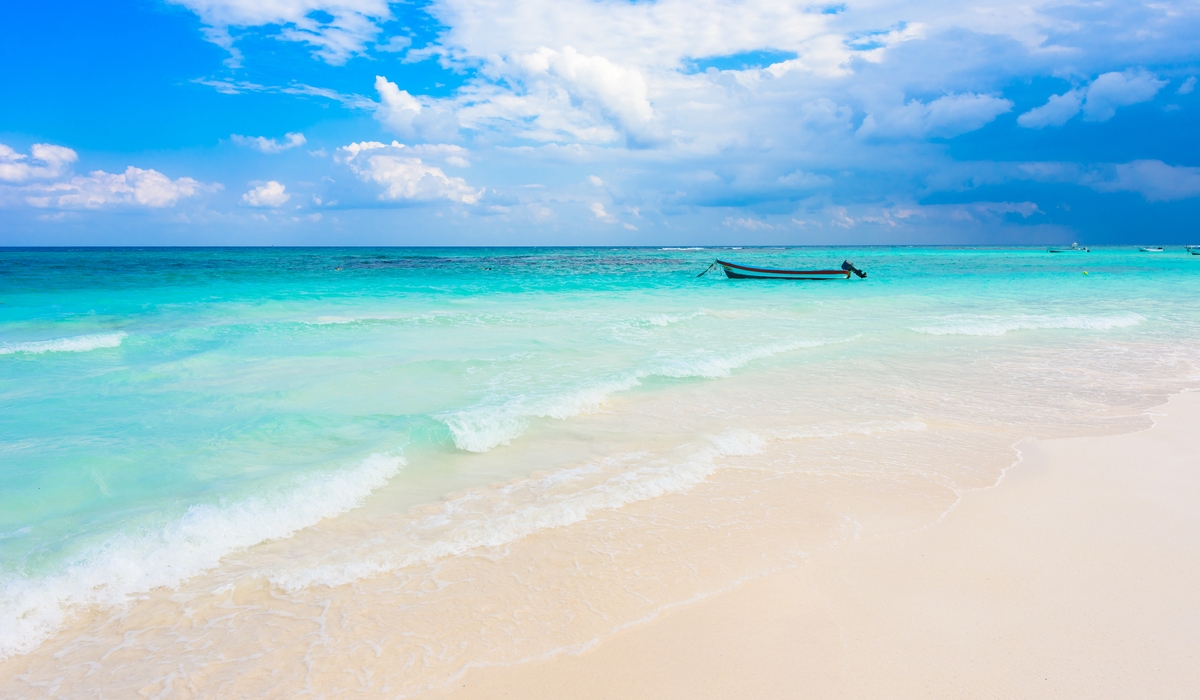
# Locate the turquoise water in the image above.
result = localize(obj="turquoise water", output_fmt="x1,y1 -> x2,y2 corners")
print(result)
3,246 -> 1200,659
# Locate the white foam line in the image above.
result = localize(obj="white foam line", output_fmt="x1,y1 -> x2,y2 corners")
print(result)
269,417 -> 924,593
0,332 -> 127,356
269,432 -> 765,592
0,453 -> 404,660
439,336 -> 854,453
912,313 -> 1144,337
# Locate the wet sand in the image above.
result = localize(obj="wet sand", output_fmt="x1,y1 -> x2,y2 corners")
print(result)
436,391 -> 1200,699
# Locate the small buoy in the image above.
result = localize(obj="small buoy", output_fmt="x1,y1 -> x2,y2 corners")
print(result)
1083,271 -> 1088,275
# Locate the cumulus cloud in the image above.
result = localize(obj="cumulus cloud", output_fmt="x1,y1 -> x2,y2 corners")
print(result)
337,141 -> 481,203
24,167 -> 211,209
590,202 -> 615,222
72,1 -> 1200,238
382,43 -> 663,146
231,132 -> 307,153
1019,69 -> 1166,128
1081,70 -> 1166,121
507,46 -> 656,141
1083,160 -> 1200,202
242,181 -> 291,207
0,143 -> 78,183
1017,90 -> 1083,129
374,76 -> 461,142
168,0 -> 391,65
858,94 -> 1013,139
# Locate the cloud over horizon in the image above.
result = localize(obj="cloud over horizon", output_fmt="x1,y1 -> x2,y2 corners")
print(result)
3,0 -> 1200,243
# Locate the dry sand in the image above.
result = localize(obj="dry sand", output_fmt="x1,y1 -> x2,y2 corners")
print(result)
435,391 -> 1200,699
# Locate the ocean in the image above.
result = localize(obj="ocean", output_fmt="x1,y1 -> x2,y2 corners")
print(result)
2,246 -> 1198,696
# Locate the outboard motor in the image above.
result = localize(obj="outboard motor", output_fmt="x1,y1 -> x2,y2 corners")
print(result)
841,260 -> 867,278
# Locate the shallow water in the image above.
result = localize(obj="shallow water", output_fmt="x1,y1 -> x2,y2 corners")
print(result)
2,246 -> 1199,695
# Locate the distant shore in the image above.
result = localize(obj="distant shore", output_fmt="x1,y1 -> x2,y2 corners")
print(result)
435,392 -> 1200,699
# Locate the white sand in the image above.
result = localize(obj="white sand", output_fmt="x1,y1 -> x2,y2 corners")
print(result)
435,392 -> 1200,699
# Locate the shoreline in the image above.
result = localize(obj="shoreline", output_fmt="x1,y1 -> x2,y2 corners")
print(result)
433,391 -> 1200,699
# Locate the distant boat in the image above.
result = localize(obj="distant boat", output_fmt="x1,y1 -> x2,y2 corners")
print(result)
1187,245 -> 1200,254
1049,242 -> 1088,253
1140,246 -> 1165,252
699,259 -> 867,280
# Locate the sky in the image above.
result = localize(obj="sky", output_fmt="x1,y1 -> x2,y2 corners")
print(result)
1,0 -> 1199,246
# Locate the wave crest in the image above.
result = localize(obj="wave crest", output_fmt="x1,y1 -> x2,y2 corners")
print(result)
269,418 -> 924,593
0,453 -> 404,660
0,332 -> 127,356
912,313 -> 1144,337
438,338 -> 847,453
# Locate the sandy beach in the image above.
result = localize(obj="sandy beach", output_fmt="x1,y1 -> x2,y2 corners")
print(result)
436,391 -> 1200,700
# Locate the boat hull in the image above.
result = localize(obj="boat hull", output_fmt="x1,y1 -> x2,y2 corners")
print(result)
717,260 -> 851,280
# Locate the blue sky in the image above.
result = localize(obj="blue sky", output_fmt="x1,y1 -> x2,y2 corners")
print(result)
2,0 -> 1199,245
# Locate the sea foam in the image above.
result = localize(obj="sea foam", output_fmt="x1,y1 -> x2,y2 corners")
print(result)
438,337 -> 846,453
0,332 -> 127,355
269,418 -> 923,593
269,431 -> 765,592
912,313 -> 1144,337
0,452 -> 404,660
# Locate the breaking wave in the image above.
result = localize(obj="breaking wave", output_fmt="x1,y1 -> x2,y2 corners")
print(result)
0,453 -> 404,660
0,332 -> 127,356
438,337 -> 849,453
269,418 -> 925,592
912,313 -> 1144,337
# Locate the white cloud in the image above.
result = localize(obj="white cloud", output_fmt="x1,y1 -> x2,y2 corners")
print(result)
1081,70 -> 1166,121
1083,160 -> 1200,202
724,216 -> 772,230
1179,77 -> 1197,95
590,202 -> 615,222
0,143 -> 78,183
508,46 -> 656,141
777,170 -> 831,188
1018,69 -> 1167,129
232,132 -> 307,153
168,0 -> 391,65
376,35 -> 411,53
374,76 -> 461,142
1017,89 -> 1083,129
401,143 -> 471,168
587,175 -> 604,186
24,167 -> 211,209
337,141 -> 481,203
242,181 -> 291,207
858,94 -> 1013,139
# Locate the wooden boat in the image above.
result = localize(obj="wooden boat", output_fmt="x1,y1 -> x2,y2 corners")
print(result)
1048,242 -> 1088,253
1140,246 -> 1165,252
701,259 -> 866,280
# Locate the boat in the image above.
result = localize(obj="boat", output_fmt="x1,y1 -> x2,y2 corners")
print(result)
699,259 -> 867,280
1186,245 -> 1200,254
1140,246 -> 1165,252
1048,242 -> 1088,253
